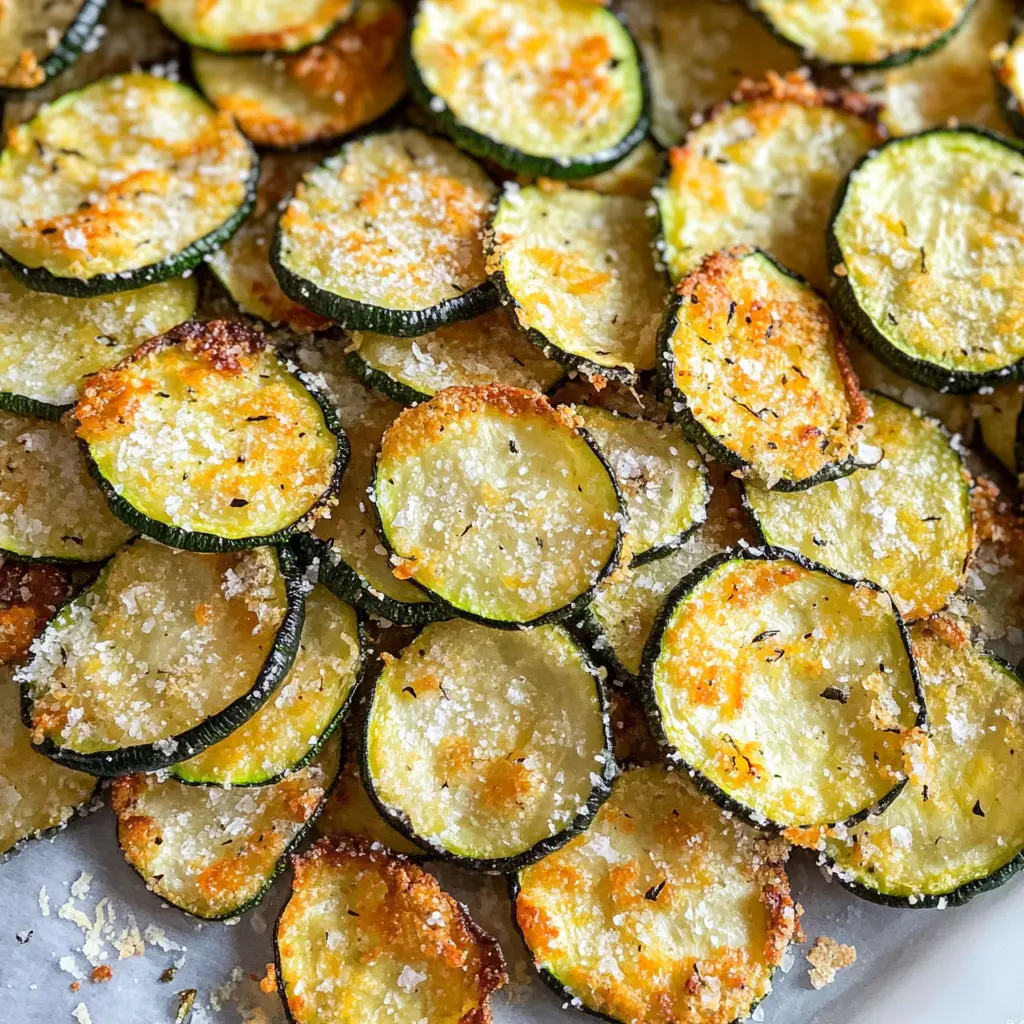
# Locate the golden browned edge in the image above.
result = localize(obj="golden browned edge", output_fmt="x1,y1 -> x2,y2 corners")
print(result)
0,562 -> 74,665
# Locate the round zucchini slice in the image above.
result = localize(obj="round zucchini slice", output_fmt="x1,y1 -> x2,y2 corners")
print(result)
364,619 -> 614,870
0,0 -> 107,92
658,248 -> 866,491
0,72 -> 257,297
74,320 -> 345,552
408,0 -> 649,180
829,128 -> 1024,393
273,129 -> 497,337
995,17 -> 1024,137
975,381 -> 1024,477
752,0 -> 976,70
657,75 -> 884,290
192,0 -> 406,149
513,766 -> 796,1024
275,836 -> 507,1024
573,405 -> 709,564
374,385 -> 622,627
487,187 -> 665,382
347,307 -> 566,405
17,539 -> 306,776
816,616 -> 1024,907
642,551 -> 924,829
744,392 -> 974,621
0,411 -> 134,562
112,734 -> 340,921
170,586 -> 362,786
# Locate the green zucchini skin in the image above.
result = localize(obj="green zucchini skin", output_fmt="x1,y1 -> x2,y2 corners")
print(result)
19,543 -> 309,777
0,391 -> 67,421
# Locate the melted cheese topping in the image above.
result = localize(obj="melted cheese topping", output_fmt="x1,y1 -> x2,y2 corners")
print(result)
650,557 -> 920,827
0,0 -> 92,88
277,837 -> 506,1024
516,766 -> 795,1024
412,0 -> 644,161
746,393 -> 973,620
0,73 -> 255,282
20,541 -> 290,753
835,131 -> 1024,377
376,385 -> 621,624
976,382 -> 1024,474
491,187 -> 664,375
668,249 -> 861,488
192,0 -> 407,148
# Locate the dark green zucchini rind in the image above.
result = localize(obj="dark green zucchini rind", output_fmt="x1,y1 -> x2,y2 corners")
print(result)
17,540 -> 307,777
75,320 -> 347,554
640,548 -> 925,832
995,17 -> 1024,138
828,128 -> 1024,394
975,382 -> 1024,480
0,72 -> 258,298
361,619 -> 615,872
815,616 -> 1024,909
407,0 -> 650,181
111,734 -> 341,921
272,128 -> 498,337
657,247 -> 868,492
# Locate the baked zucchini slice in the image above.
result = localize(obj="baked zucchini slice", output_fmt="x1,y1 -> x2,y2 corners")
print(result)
0,72 -> 257,297
657,75 -> 884,290
18,539 -> 305,776
112,734 -> 340,920
573,405 -> 709,564
273,129 -> 497,337
744,392 -> 974,621
170,586 -> 362,786
363,619 -> 614,870
487,187 -> 665,383
0,411 -> 135,563
752,0 -> 976,70
75,320 -> 345,552
658,248 -> 866,491
995,17 -> 1024,137
347,307 -> 566,405
275,836 -> 507,1024
813,616 -> 1024,907
976,382 -> 1024,477
192,0 -> 406,149
0,0 -> 107,92
829,128 -> 1024,393
408,0 -> 649,180
375,385 -> 622,628
513,766 -> 796,1024
642,550 -> 924,829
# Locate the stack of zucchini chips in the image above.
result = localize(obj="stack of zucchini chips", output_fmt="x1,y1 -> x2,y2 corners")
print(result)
3,0 -> 1024,1021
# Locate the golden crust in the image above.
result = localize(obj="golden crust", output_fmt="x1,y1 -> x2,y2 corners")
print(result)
0,562 -> 72,665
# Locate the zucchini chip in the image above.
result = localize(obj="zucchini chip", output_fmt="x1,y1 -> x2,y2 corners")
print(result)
573,406 -> 709,564
642,551 -> 924,829
752,0 -> 975,70
0,0 -> 106,92
0,268 -> 197,419
192,0 -> 406,149
659,248 -> 865,491
18,539 -> 305,776
976,382 -> 1024,477
0,411 -> 135,562
75,320 -> 345,552
273,129 -> 497,337
145,0 -> 356,53
112,735 -> 340,920
375,385 -> 622,627
275,836 -> 507,1024
995,17 -> 1024,137
744,392 -> 974,621
171,586 -> 362,786
488,187 -> 665,382
0,669 -> 98,860
0,72 -> 257,297
409,0 -> 649,180
347,307 -> 566,405
829,128 -> 1024,393
364,619 -> 614,869
815,616 -> 1024,907
657,75 -> 883,289
513,766 -> 796,1024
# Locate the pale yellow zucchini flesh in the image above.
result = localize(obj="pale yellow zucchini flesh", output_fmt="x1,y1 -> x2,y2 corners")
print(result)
0,0 -> 94,90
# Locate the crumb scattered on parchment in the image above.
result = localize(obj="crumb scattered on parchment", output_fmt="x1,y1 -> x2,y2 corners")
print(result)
90,965 -> 113,984
807,936 -> 857,989
71,1003 -> 92,1024
259,963 -> 278,994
